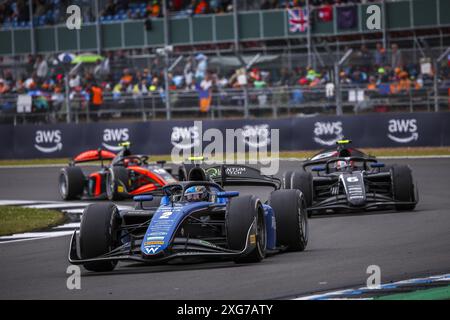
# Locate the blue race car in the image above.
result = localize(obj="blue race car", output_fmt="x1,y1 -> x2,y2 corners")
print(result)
68,165 -> 309,272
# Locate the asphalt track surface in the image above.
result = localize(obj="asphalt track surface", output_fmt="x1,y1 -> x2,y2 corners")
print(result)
0,159 -> 449,299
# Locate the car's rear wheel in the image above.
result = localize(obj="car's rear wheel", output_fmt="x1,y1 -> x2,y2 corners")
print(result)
59,167 -> 85,200
226,195 -> 266,263
106,167 -> 129,201
285,171 -> 313,217
269,189 -> 308,251
79,203 -> 121,272
290,171 -> 313,207
391,165 -> 417,211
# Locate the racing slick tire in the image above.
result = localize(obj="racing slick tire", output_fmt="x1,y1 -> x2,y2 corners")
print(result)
391,165 -> 417,211
282,171 -> 294,189
269,189 -> 308,252
226,195 -> 266,263
59,167 -> 85,200
79,203 -> 121,272
287,171 -> 313,217
106,167 -> 129,201
290,171 -> 313,207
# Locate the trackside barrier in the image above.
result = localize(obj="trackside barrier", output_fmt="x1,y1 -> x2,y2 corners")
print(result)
0,112 -> 449,159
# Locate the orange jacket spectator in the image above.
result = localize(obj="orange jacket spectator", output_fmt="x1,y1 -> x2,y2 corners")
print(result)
367,83 -> 377,90
390,83 -> 399,94
195,0 -> 208,14
148,1 -> 161,17
398,79 -> 411,92
0,80 -> 9,94
91,86 -> 103,106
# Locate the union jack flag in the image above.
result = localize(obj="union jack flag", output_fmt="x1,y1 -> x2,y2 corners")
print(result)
288,8 -> 309,33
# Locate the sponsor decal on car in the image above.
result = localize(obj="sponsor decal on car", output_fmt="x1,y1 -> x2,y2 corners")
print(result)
144,241 -> 165,246
225,167 -> 247,176
205,167 -> 220,178
34,130 -> 62,153
146,236 -> 165,241
143,246 -> 161,254
387,119 -> 419,144
149,232 -> 167,236
313,121 -> 344,146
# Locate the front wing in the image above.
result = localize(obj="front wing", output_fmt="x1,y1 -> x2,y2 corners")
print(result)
68,218 -> 258,265
308,191 -> 418,213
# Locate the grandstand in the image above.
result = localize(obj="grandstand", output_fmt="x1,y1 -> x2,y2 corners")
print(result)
0,0 -> 449,124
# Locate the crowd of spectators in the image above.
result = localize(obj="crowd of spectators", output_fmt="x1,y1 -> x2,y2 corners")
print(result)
0,0 -> 379,28
1,42 -> 448,117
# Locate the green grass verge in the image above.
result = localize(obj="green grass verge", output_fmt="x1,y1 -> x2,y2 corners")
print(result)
0,147 -> 449,166
0,206 -> 66,236
375,285 -> 450,300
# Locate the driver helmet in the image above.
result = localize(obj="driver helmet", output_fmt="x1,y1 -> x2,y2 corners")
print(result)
184,186 -> 208,202
123,158 -> 139,167
336,160 -> 351,170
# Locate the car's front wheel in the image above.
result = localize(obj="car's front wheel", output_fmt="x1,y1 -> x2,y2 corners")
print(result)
391,165 -> 417,211
79,203 -> 121,272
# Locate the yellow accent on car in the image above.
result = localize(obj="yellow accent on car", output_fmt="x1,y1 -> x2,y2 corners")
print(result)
249,234 -> 256,244
188,156 -> 204,161
119,141 -> 131,147
336,139 -> 351,145
117,186 -> 124,192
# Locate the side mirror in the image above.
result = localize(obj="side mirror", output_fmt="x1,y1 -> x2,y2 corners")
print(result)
217,191 -> 239,198
134,195 -> 154,202
370,163 -> 385,168
312,166 -> 326,172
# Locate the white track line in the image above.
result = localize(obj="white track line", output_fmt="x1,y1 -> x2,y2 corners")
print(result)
0,200 -> 53,206
23,203 -> 91,209
0,202 -> 134,244
0,230 -> 75,243
52,222 -> 81,229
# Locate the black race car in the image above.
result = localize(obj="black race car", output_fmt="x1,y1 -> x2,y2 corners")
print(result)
283,140 -> 418,216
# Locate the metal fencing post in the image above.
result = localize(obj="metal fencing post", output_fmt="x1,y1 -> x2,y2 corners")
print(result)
334,63 -> 341,116
335,49 -> 353,116
163,0 -> 171,120
434,47 -> 450,112
65,73 -> 71,123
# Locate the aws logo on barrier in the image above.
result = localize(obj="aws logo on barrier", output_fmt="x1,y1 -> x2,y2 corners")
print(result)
313,121 -> 344,146
102,128 -> 129,151
242,124 -> 271,148
171,126 -> 201,150
34,130 -> 62,153
387,119 -> 418,144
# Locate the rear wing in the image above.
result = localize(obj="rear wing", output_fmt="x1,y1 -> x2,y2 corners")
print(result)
205,165 -> 280,189
303,156 -> 379,173
71,149 -> 116,165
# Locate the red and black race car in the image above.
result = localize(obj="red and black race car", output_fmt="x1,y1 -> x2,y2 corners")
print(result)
59,144 -> 176,201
